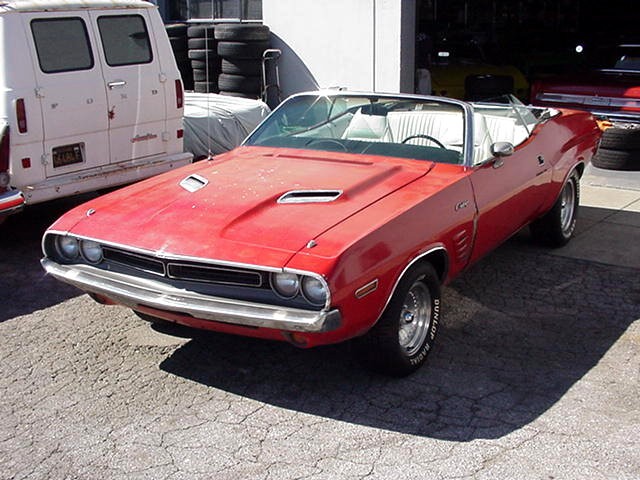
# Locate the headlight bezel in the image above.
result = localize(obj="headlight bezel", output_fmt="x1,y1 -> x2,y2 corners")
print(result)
80,239 -> 103,264
300,275 -> 328,306
54,235 -> 80,261
270,272 -> 301,299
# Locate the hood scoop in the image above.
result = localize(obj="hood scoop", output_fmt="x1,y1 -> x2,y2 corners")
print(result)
277,189 -> 343,204
179,174 -> 208,193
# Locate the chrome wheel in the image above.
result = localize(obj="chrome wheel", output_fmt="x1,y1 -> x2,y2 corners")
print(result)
398,281 -> 432,356
560,179 -> 576,234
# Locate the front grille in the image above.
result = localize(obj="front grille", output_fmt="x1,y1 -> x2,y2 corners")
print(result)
167,263 -> 263,287
103,248 -> 165,275
102,247 -> 265,288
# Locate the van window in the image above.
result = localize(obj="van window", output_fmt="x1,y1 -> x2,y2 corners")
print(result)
98,15 -> 152,67
31,18 -> 94,73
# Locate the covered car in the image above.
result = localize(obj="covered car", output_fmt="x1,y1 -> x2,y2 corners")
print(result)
41,91 -> 600,376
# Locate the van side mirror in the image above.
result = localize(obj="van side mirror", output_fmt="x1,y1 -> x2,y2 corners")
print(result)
491,141 -> 514,157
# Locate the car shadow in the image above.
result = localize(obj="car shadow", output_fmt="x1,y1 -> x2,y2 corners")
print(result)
159,209 -> 640,441
0,193 -> 98,323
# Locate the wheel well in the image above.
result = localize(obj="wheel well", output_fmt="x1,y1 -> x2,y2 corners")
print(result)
414,248 -> 448,283
574,162 -> 585,178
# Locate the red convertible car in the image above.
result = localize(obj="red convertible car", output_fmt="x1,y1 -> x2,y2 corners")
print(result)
41,92 -> 600,376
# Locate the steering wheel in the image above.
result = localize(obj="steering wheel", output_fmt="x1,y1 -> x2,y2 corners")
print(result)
400,134 -> 446,149
304,138 -> 348,152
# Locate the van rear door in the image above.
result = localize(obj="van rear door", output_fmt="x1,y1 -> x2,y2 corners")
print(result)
90,10 -> 167,164
26,12 -> 110,177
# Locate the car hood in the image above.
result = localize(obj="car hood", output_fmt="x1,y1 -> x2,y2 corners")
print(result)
62,146 -> 433,268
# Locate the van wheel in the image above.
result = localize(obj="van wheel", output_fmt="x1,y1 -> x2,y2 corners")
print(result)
531,172 -> 579,247
354,263 -> 441,377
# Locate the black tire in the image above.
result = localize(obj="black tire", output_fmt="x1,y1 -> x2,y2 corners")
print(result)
217,41 -> 269,59
592,148 -> 640,170
218,73 -> 262,93
187,25 -> 216,38
221,58 -> 263,76
188,49 -> 218,61
188,37 -> 215,50
192,68 -> 217,82
165,23 -> 188,37
354,263 -> 441,377
169,36 -> 188,51
194,81 -> 218,93
214,23 -> 270,41
530,171 -> 580,247
219,90 -> 261,99
598,127 -> 640,150
190,58 -> 221,71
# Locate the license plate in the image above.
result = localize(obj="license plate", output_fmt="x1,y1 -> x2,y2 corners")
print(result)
53,143 -> 84,168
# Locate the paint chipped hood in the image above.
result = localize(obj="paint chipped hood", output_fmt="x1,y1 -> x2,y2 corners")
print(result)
47,146 -> 433,268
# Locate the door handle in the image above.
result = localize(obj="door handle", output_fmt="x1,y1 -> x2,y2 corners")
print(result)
108,80 -> 127,89
537,155 -> 545,166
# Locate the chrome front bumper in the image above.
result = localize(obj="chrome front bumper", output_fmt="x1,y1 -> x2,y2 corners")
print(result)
41,259 -> 341,333
0,189 -> 25,216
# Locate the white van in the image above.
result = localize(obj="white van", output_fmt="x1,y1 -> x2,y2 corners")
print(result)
0,0 -> 193,223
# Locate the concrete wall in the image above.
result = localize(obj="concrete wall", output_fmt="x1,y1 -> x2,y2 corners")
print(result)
262,0 -> 415,99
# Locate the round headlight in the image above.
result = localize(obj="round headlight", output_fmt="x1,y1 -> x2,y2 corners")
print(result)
271,272 -> 300,299
301,276 -> 327,306
56,235 -> 79,260
80,239 -> 103,264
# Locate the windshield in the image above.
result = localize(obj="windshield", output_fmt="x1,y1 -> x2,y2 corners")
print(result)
244,94 -> 466,165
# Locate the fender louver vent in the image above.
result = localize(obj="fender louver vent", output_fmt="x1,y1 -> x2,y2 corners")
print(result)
278,190 -> 342,204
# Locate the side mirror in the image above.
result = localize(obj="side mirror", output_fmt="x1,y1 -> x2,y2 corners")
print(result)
491,142 -> 514,157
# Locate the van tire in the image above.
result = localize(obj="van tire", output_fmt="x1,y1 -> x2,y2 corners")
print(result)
221,58 -> 263,76
218,74 -> 262,93
217,41 -> 269,59
214,24 -> 270,41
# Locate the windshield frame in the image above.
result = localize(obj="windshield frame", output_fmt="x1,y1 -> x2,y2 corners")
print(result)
243,90 -> 476,166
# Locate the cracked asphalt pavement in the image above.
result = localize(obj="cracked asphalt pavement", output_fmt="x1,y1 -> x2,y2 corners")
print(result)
1,191 -> 639,480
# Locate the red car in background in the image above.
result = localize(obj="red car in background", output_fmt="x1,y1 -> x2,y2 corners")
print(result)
41,92 -> 600,376
532,44 -> 640,170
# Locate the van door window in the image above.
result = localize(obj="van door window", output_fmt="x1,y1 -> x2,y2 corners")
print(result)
31,18 -> 94,73
97,15 -> 152,67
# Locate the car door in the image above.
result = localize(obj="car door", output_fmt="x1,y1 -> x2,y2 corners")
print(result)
26,12 -> 110,177
90,10 -> 167,164
468,140 -> 552,264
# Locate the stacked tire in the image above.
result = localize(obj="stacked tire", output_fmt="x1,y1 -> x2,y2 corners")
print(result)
592,127 -> 640,171
187,25 -> 220,93
165,23 -> 193,91
215,24 -> 270,99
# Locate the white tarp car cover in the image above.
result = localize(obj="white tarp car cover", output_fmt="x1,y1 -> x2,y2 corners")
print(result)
183,93 -> 271,159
